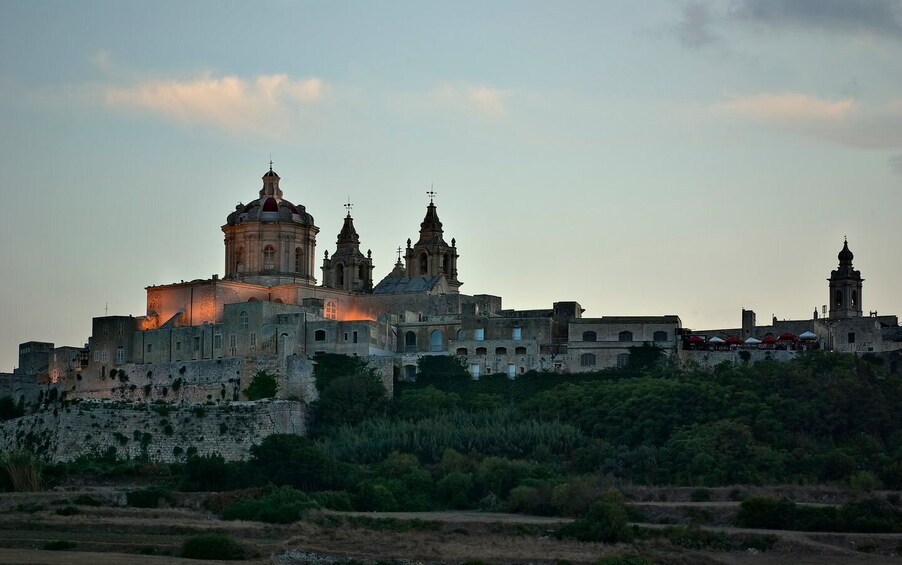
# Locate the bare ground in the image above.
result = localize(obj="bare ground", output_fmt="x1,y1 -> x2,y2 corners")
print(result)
0,490 -> 900,564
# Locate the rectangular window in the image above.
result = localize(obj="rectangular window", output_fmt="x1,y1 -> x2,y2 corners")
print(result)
94,351 -> 100,362
147,343 -> 152,354
344,332 -> 349,341
214,334 -> 222,349
176,341 -> 181,351
116,347 -> 125,364
848,332 -> 856,344
229,334 -> 237,355
193,336 -> 200,352
352,330 -> 358,344
101,350 -> 108,362
475,328 -> 485,341
512,327 -> 522,341
249,332 -> 256,353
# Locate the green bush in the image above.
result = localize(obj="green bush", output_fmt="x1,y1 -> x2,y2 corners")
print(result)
244,370 -> 279,400
220,485 -> 318,524
310,490 -> 354,511
126,487 -> 172,508
181,533 -> 245,560
668,525 -> 730,551
180,453 -> 249,492
737,496 -> 797,529
249,434 -> 345,492
557,489 -> 633,543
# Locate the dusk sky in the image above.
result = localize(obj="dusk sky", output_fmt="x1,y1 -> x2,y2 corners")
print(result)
2,1 -> 901,371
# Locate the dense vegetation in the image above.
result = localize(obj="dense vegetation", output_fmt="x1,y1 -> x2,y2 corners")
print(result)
5,349 -> 902,533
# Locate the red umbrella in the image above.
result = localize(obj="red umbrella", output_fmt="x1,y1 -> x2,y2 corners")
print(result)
778,332 -> 798,341
762,335 -> 778,344
687,335 -> 705,344
725,336 -> 742,345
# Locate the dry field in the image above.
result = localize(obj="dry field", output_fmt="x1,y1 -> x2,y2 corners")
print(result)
0,489 -> 899,564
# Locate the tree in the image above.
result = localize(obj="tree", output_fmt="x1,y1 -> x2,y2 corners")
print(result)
249,434 -> 344,492
244,370 -> 279,400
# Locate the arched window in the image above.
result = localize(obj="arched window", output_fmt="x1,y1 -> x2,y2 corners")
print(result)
238,311 -> 248,330
456,347 -> 468,355
314,330 -> 326,342
419,253 -> 428,275
335,264 -> 344,287
405,331 -> 417,351
582,331 -> 597,342
851,290 -> 858,307
653,331 -> 668,342
835,290 -> 843,308
442,253 -> 450,274
617,353 -> 630,368
580,353 -> 596,367
475,347 -> 487,355
294,248 -> 304,274
515,346 -> 527,355
263,245 -> 276,270
495,347 -> 507,355
430,329 -> 443,352
456,329 -> 465,340
618,331 -> 633,342
235,247 -> 244,273
358,264 -> 366,281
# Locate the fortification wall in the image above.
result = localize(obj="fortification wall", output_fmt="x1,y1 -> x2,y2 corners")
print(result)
0,399 -> 305,463
68,356 -> 316,404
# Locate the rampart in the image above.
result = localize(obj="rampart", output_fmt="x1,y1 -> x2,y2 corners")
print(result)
0,399 -> 305,463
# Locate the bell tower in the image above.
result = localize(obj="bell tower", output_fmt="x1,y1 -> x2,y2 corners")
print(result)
404,191 -> 461,293
828,238 -> 863,319
321,201 -> 374,292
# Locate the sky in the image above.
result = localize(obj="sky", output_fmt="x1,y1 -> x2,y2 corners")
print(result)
1,0 -> 901,371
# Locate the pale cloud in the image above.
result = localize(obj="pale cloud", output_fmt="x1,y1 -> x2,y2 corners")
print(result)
710,92 -> 902,150
436,84 -> 508,119
712,93 -> 856,122
103,73 -> 325,137
90,50 -> 115,75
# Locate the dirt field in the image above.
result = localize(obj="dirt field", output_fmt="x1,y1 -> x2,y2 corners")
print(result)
0,489 -> 900,564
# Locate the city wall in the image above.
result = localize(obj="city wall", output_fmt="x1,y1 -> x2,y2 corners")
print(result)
0,399 -> 305,463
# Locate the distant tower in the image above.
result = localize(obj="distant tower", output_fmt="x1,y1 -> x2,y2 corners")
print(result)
222,165 -> 319,285
404,192 -> 462,292
828,238 -> 863,319
321,202 -> 374,292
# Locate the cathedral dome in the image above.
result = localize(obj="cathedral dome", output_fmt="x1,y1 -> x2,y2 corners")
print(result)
226,168 -> 314,226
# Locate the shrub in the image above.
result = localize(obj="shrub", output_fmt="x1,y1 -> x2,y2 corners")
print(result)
310,490 -> 354,511
249,434 -> 343,492
557,489 -> 633,543
668,525 -> 730,551
180,453 -> 249,492
72,494 -> 102,506
126,487 -> 172,508
181,533 -> 245,560
1,450 -> 42,492
244,371 -> 279,400
737,496 -> 797,529
220,485 -> 318,524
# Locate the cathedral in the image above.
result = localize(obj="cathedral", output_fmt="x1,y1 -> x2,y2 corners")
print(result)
4,166 -> 902,397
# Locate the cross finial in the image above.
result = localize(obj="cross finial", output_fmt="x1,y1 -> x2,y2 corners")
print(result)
396,246 -> 402,262
269,155 -> 273,171
344,197 -> 353,216
426,184 -> 437,204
